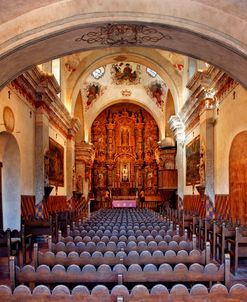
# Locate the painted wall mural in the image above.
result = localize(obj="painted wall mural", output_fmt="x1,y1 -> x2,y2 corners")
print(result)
186,136 -> 200,186
145,81 -> 167,111
111,62 -> 141,85
49,138 -> 64,186
83,82 -> 106,111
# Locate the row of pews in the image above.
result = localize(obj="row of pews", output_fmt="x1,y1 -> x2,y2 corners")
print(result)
166,208 -> 247,275
2,208 -> 246,301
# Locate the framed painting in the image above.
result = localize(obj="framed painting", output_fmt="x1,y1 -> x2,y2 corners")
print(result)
49,138 -> 64,186
186,136 -> 200,185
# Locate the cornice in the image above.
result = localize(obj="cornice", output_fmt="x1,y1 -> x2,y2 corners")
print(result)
9,66 -> 80,138
180,66 -> 238,133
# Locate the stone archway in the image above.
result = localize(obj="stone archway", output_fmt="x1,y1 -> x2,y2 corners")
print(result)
1,1 -> 247,88
0,132 -> 21,230
229,131 -> 247,224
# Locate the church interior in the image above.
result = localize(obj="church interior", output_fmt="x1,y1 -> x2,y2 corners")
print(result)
1,1 -> 247,301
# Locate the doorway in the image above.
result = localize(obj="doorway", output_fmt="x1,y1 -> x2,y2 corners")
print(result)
229,131 -> 247,224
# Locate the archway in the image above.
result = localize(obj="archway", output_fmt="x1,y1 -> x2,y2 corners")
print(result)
229,131 -> 247,224
1,1 -> 247,89
0,132 -> 21,230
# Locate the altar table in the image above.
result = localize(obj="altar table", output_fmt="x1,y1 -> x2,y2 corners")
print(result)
112,200 -> 136,208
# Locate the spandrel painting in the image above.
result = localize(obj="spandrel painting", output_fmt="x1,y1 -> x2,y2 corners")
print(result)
49,138 -> 64,186
186,136 -> 200,185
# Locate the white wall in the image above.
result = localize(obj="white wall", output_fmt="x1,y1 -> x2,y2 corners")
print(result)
214,85 -> 247,194
0,87 -> 35,195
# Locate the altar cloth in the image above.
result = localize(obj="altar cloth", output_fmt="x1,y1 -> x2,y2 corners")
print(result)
112,200 -> 136,208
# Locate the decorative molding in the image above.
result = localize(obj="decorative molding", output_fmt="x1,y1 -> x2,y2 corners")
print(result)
9,66 -> 78,138
3,106 -> 15,133
121,89 -> 132,97
75,24 -> 172,46
180,66 -> 238,133
75,141 -> 95,166
169,115 -> 185,145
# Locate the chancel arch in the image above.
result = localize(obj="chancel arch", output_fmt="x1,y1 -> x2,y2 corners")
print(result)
1,1 -> 247,91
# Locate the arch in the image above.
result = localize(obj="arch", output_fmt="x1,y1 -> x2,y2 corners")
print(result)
0,131 -> 21,230
229,131 -> 247,224
84,98 -> 164,142
69,49 -> 180,115
1,1 -> 247,89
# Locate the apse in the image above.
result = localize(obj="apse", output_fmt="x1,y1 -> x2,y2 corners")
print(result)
91,103 -> 159,198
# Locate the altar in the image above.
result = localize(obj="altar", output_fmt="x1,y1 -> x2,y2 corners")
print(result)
112,198 -> 136,208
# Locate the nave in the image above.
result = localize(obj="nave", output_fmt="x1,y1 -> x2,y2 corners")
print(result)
1,208 -> 247,302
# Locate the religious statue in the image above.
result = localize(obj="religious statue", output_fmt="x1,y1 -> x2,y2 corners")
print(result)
146,171 -> 153,188
199,143 -> 206,185
86,83 -> 100,106
139,189 -> 145,204
72,166 -> 76,192
121,128 -> 129,145
76,175 -> 83,193
44,152 -> 50,186
98,173 -> 104,188
122,165 -> 129,182
105,189 -> 110,200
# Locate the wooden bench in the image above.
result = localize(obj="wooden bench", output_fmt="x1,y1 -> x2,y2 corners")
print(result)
34,242 -> 210,268
1,283 -> 247,302
216,222 -> 235,263
226,226 -> 247,275
9,253 -> 231,289
50,236 -> 197,254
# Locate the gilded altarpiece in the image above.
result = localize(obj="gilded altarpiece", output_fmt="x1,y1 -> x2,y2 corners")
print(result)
91,104 -> 159,197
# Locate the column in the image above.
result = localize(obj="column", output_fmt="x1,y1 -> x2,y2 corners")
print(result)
75,141 -> 95,199
169,115 -> 185,209
66,118 -> 80,199
199,104 -> 215,218
35,106 -> 49,204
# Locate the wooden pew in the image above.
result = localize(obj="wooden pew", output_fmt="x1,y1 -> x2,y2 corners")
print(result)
226,226 -> 247,275
1,283 -> 247,302
9,253 -> 231,289
34,242 -> 210,268
50,236 -> 197,254
0,229 -> 11,258
216,222 -> 235,263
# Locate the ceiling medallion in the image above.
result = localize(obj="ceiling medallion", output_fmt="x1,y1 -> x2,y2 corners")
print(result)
3,106 -> 15,132
75,24 -> 172,46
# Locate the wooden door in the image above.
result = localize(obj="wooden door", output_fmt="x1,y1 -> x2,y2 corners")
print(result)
229,131 -> 247,224
0,162 -> 2,229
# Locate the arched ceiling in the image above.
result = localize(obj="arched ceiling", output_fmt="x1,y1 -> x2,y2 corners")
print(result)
0,0 -> 247,90
67,48 -> 183,114
65,48 -> 184,141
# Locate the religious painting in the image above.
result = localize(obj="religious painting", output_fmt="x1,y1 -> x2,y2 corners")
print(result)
186,136 -> 200,185
83,82 -> 106,111
49,138 -> 64,186
111,62 -> 141,85
145,80 -> 167,111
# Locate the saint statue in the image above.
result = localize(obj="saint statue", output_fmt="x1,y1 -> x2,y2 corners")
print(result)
121,128 -> 129,145
199,143 -> 206,185
122,165 -> 128,182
